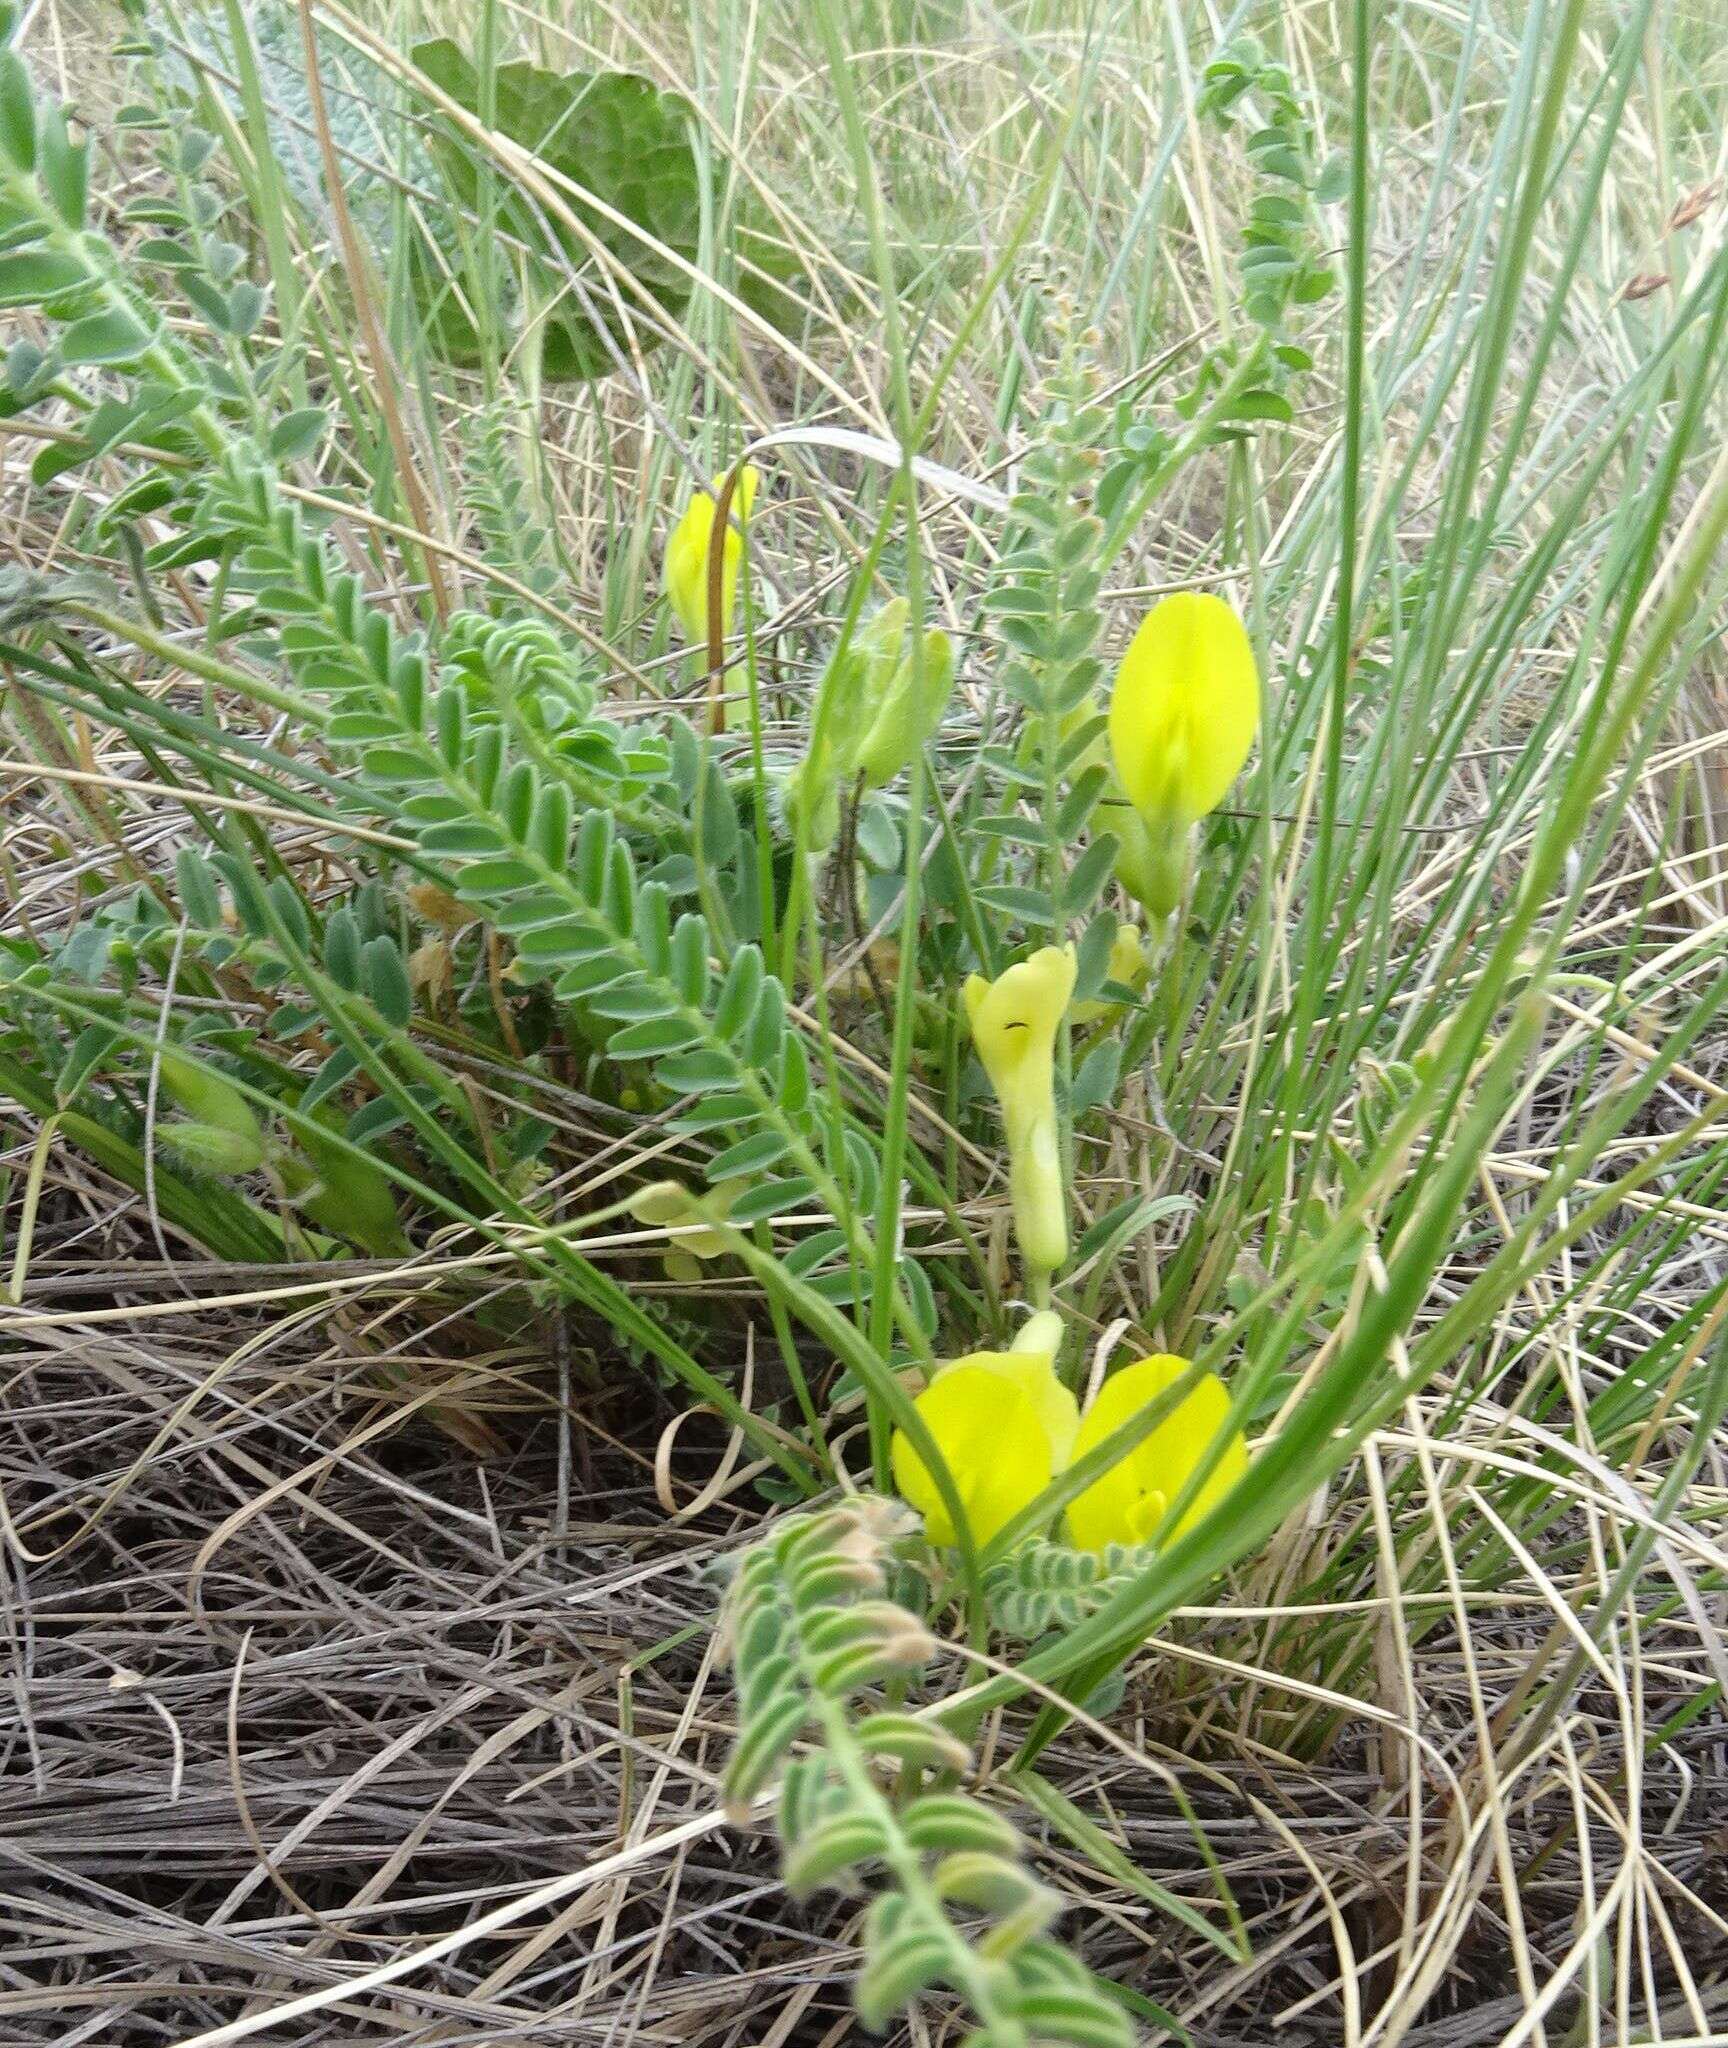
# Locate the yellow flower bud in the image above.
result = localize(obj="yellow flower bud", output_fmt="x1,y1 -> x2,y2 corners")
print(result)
1071,923 -> 1149,1026
663,464 -> 759,653
628,1177 -> 746,1278
893,1346 -> 1078,1548
963,945 -> 1076,1281
1011,1308 -> 1065,1359
1065,1353 -> 1248,1553
1106,592 -> 1259,918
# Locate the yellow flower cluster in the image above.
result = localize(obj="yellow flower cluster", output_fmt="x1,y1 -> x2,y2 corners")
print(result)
968,590 -> 1259,1291
659,501 -> 1267,1564
914,587 -> 1262,1556
892,1321 -> 1246,1553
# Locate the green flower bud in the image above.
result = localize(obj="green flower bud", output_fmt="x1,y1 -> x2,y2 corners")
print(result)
854,602 -> 956,788
789,602 -> 957,849
285,1110 -> 408,1257
159,1119 -> 265,1177
1104,798 -> 1188,921
157,1047 -> 264,1147
787,645 -> 871,851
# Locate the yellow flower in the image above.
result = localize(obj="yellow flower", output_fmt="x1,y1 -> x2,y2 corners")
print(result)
1065,1354 -> 1248,1553
893,1338 -> 1078,1549
892,1320 -> 1249,1558
664,464 -> 759,652
1106,592 -> 1259,918
1071,923 -> 1149,1026
964,945 -> 1076,1281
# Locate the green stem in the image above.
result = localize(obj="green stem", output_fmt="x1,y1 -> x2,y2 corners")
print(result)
67,603 -> 322,724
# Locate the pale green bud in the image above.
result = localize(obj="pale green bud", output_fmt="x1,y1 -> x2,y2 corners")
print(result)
787,644 -> 871,851
790,603 -> 957,848
854,602 -> 956,788
283,1111 -> 408,1256
159,1119 -> 265,1176
157,1047 -> 264,1147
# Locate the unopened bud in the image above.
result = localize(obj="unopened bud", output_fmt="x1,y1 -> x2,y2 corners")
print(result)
159,1119 -> 264,1176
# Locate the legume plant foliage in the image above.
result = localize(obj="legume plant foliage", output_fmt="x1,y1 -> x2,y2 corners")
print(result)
1,1 -> 1726,2042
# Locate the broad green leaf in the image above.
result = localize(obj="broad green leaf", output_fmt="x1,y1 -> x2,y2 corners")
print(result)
0,49 -> 35,170
408,39 -> 797,379
411,40 -> 702,380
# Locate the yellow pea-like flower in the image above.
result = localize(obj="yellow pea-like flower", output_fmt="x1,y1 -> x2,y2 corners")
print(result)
893,1344 -> 1078,1548
963,945 -> 1077,1282
1106,592 -> 1259,918
664,464 -> 759,653
1065,1353 -> 1248,1553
